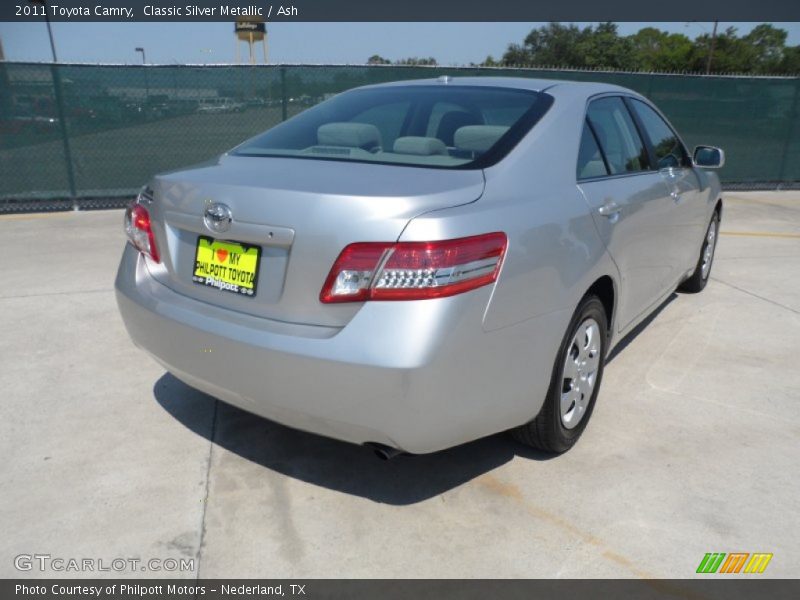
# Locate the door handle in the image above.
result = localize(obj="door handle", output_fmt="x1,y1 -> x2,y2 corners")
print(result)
597,200 -> 621,219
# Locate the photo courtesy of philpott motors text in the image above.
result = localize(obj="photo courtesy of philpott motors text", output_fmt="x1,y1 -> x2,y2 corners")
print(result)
14,583 -> 305,597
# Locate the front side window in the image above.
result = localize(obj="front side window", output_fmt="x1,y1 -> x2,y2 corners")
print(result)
586,97 -> 649,175
232,86 -> 553,169
629,99 -> 689,169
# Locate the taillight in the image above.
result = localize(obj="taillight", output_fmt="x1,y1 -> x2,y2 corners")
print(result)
320,232 -> 507,303
124,201 -> 160,263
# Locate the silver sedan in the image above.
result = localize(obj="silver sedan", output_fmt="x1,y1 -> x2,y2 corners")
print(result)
115,77 -> 724,457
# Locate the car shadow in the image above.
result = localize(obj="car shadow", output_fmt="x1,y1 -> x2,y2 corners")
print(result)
154,373 -> 554,505
606,292 -> 677,364
153,292 -> 676,505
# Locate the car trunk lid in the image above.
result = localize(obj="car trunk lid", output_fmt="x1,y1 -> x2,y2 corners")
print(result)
145,154 -> 485,328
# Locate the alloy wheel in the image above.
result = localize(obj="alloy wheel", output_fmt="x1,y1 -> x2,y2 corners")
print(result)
560,318 -> 602,429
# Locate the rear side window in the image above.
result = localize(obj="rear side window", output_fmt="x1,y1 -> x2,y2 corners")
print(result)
629,99 -> 689,169
577,120 -> 609,180
586,97 -> 649,175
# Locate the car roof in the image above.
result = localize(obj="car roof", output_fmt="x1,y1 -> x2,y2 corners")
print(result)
358,76 -> 635,100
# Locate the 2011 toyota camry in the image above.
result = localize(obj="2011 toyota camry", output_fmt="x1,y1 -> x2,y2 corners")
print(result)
115,77 -> 724,457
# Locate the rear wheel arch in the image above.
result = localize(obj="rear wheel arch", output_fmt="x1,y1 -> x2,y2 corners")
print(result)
512,294 -> 609,452
584,275 -> 616,336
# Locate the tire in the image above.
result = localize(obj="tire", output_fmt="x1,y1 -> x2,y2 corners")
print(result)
512,296 -> 608,453
679,211 -> 719,293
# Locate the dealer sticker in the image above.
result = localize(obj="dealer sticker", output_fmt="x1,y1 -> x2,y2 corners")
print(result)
192,236 -> 261,297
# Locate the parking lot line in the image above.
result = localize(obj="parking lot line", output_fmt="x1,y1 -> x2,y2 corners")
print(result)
720,231 -> 800,239
0,211 -> 77,221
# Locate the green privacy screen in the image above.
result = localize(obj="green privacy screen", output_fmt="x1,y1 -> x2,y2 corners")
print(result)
1,63 -> 798,204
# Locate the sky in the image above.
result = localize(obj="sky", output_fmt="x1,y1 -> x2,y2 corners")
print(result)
1,22 -> 800,65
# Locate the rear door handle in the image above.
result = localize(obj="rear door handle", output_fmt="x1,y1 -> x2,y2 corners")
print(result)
597,200 -> 621,219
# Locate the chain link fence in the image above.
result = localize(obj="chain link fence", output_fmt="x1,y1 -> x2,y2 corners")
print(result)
1,63 -> 798,211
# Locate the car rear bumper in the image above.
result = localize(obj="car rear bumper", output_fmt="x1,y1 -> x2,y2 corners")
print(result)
115,245 -> 567,453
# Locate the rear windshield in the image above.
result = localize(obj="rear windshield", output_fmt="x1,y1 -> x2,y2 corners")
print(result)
232,85 -> 553,169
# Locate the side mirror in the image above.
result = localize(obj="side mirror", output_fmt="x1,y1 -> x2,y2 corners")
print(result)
693,145 -> 725,169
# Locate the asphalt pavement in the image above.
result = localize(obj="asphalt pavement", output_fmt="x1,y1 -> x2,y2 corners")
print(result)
1,191 -> 798,579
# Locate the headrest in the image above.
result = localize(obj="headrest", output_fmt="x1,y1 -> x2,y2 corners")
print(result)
317,122 -> 382,150
454,125 -> 510,153
393,136 -> 448,156
436,111 -> 482,146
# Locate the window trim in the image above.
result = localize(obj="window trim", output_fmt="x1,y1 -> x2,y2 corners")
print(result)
624,96 -> 692,171
582,94 -> 652,180
620,96 -> 656,171
578,92 -> 692,184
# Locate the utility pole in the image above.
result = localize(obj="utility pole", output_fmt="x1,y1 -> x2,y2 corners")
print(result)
705,21 -> 718,74
42,1 -> 58,62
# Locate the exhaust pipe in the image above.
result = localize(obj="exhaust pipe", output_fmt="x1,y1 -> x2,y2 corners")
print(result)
367,443 -> 403,461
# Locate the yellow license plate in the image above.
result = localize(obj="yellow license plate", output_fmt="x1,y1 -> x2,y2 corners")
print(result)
193,236 -> 261,297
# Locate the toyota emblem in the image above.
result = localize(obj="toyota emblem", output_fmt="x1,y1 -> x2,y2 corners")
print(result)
204,202 -> 232,234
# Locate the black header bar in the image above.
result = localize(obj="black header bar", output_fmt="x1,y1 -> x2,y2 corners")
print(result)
4,0 -> 800,22
3,579 -> 800,600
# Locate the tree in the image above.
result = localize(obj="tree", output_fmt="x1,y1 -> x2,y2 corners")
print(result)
744,24 -> 788,72
782,46 -> 800,73
394,57 -> 437,66
501,43 -> 531,66
690,27 -> 753,72
628,28 -> 694,71
498,22 -> 800,75
579,22 -> 636,69
510,22 -> 589,67
502,22 -> 634,70
367,55 -> 391,65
